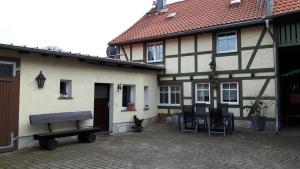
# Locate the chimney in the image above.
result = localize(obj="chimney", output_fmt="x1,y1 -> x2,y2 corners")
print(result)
156,0 -> 166,11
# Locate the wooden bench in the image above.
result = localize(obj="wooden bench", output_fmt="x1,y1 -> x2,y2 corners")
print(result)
29,111 -> 102,150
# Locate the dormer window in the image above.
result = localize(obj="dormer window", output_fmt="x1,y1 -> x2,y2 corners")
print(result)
147,42 -> 163,63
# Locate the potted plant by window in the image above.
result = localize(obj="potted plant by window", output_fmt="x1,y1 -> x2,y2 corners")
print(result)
243,98 -> 274,131
127,103 -> 135,111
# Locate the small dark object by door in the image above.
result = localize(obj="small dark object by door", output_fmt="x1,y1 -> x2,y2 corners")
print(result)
131,115 -> 144,132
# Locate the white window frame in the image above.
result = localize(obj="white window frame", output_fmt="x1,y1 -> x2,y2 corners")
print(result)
60,80 -> 72,98
147,42 -> 163,63
122,85 -> 136,109
220,82 -> 239,105
216,31 -> 238,54
158,85 -> 181,106
0,61 -> 16,77
195,83 -> 211,104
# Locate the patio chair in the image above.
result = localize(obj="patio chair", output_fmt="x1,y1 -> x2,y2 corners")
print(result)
195,103 -> 208,131
181,105 -> 198,134
208,108 -> 227,136
218,103 -> 233,134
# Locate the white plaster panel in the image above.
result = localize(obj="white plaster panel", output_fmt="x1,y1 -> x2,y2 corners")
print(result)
166,38 -> 179,56
233,73 -> 251,78
261,26 -> 274,46
229,108 -> 240,117
181,36 -> 195,54
184,99 -> 192,105
170,109 -> 181,114
243,100 -> 275,118
176,76 -> 190,80
218,74 -> 230,78
157,109 -> 169,114
215,55 -> 238,71
243,79 -> 266,97
241,50 -> 253,69
255,72 -> 275,77
197,33 -> 212,52
250,48 -> 274,69
241,26 -> 263,47
193,75 -> 209,79
160,77 -> 173,81
132,43 -> 143,61
181,55 -> 195,73
197,54 -> 211,72
120,45 -> 130,61
183,82 -> 192,97
263,79 -> 275,97
165,57 -> 178,74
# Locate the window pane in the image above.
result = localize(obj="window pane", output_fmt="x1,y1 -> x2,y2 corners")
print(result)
171,93 -> 176,104
175,93 -> 180,104
0,64 -> 13,77
60,82 -> 67,95
230,83 -> 237,89
223,90 -> 229,102
204,90 -> 210,101
227,38 -> 236,51
197,84 -> 203,90
156,44 -> 163,61
122,86 -> 131,107
223,84 -> 229,89
148,46 -> 154,61
230,90 -> 238,102
203,84 -> 209,89
218,39 -> 227,52
197,90 -> 203,102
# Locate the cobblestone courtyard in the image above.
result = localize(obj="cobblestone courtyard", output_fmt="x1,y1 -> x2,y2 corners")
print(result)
0,124 -> 300,169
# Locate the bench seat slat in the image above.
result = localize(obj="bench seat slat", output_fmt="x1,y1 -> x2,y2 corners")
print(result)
30,111 -> 93,125
33,128 -> 102,140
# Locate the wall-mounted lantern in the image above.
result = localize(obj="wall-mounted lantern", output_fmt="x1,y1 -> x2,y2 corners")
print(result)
36,71 -> 46,88
209,56 -> 216,72
117,83 -> 123,92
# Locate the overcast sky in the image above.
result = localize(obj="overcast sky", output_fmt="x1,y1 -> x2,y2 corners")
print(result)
0,0 -> 180,57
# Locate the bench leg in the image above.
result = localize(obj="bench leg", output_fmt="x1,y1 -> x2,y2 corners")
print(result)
39,139 -> 58,151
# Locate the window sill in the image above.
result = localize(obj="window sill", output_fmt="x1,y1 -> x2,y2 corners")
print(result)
158,104 -> 181,107
215,51 -> 238,56
121,109 -> 136,112
58,97 -> 73,100
147,61 -> 163,64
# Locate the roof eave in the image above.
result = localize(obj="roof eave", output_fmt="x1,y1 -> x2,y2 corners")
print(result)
0,43 -> 164,71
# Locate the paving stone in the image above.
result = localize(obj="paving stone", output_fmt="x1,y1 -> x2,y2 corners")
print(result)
0,124 -> 300,169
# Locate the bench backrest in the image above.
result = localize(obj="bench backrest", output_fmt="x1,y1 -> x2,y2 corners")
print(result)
30,111 -> 93,125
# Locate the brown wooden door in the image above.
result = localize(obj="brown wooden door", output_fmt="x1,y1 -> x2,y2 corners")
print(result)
0,58 -> 20,152
94,84 -> 109,131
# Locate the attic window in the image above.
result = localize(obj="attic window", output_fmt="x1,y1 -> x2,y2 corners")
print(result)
230,0 -> 241,4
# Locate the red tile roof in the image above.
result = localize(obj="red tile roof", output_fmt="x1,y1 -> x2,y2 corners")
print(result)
110,0 -> 267,45
274,0 -> 300,14
111,0 -> 300,45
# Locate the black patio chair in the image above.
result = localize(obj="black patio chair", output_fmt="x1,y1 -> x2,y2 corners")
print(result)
208,108 -> 227,136
181,105 -> 198,134
218,103 -> 229,115
195,103 -> 208,131
218,103 -> 233,134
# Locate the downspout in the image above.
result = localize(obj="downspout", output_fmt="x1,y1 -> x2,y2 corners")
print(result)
265,19 -> 280,134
